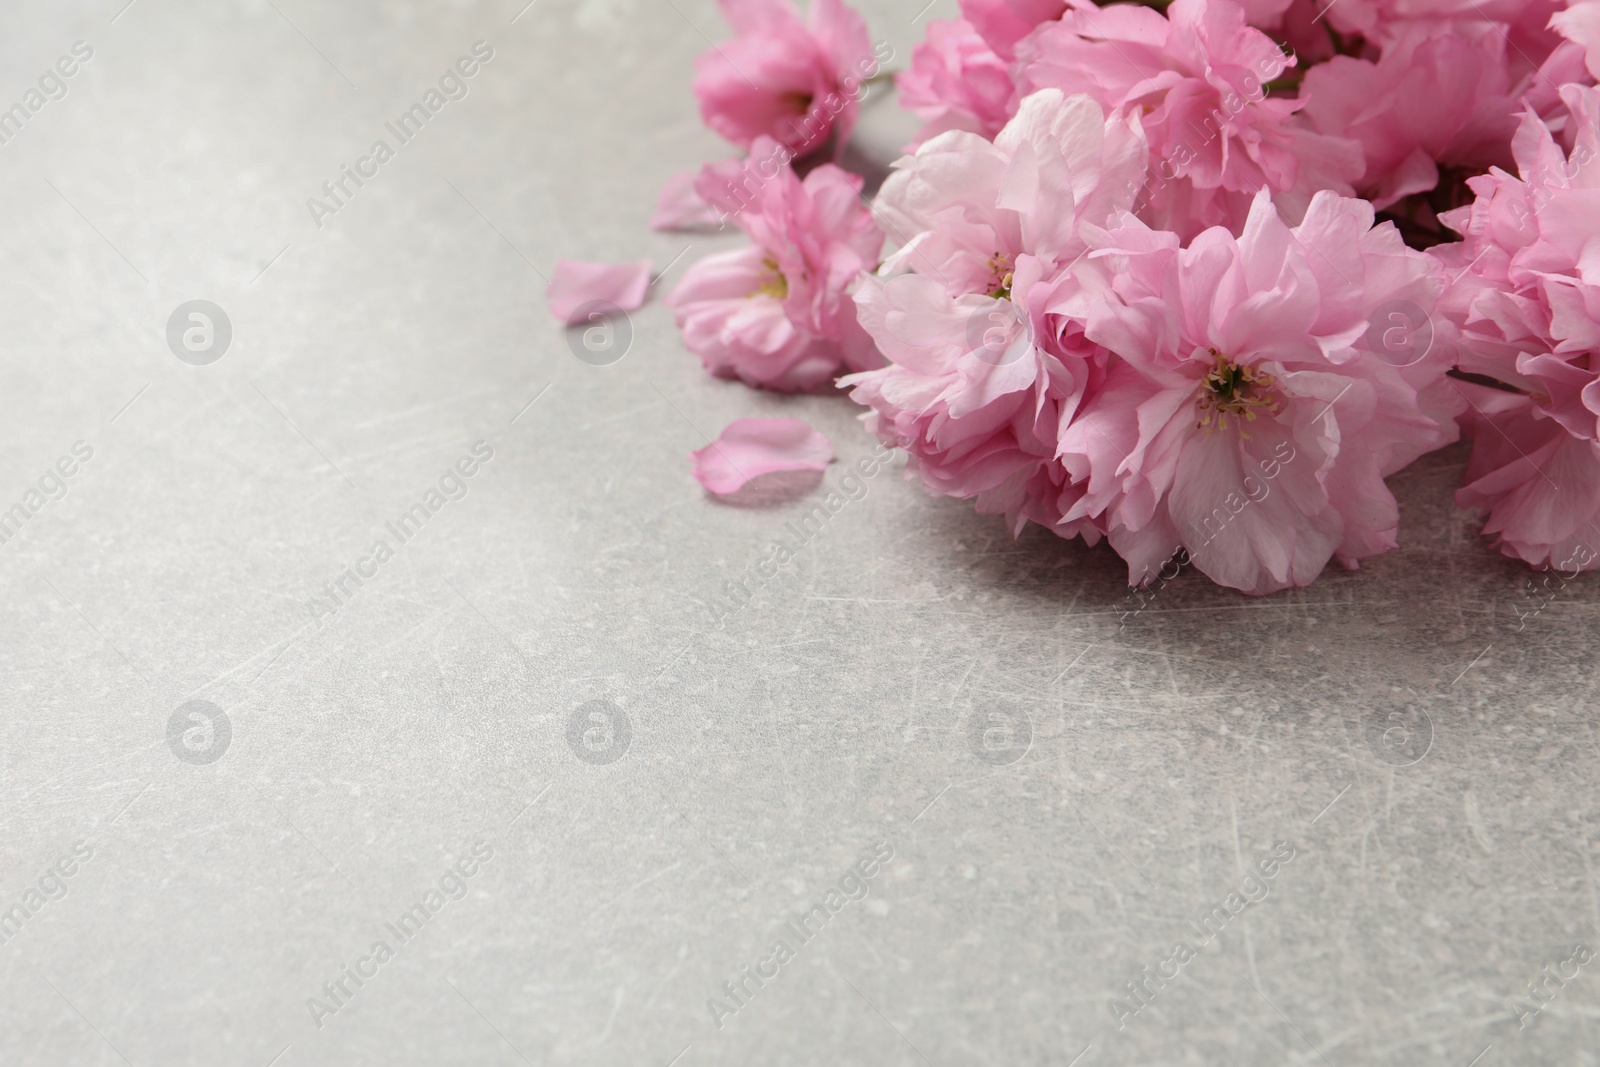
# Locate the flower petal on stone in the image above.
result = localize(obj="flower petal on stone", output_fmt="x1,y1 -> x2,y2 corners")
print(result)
691,417 -> 834,494
547,259 -> 653,325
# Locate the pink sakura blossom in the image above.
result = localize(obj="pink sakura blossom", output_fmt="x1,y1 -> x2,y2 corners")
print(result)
667,138 -> 884,392
897,18 -> 1015,148
1073,191 -> 1462,592
693,0 -> 883,158
1435,84 -> 1600,570
840,89 -> 1148,540
691,418 -> 834,494
1014,0 -> 1364,237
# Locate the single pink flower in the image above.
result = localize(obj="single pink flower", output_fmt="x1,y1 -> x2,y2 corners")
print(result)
1071,190 -> 1462,593
840,90 -> 1149,540
667,138 -> 884,392
1014,0 -> 1364,237
1436,83 -> 1600,570
897,18 -> 1016,148
692,418 -> 834,494
546,259 -> 653,324
843,259 -> 1114,541
693,0 -> 881,157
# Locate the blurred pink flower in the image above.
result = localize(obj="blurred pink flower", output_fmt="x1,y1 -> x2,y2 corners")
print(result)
693,0 -> 881,157
897,18 -> 1015,148
1014,0 -> 1363,237
667,138 -> 883,392
1074,191 -> 1461,593
1437,84 -> 1600,570
1231,0 -> 1299,31
960,0 -> 1069,60
1324,0 -> 1564,54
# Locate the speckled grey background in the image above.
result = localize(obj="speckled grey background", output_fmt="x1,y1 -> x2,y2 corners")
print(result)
2,1 -> 1597,1064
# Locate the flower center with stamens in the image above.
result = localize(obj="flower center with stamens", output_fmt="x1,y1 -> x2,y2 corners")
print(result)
750,256 -> 789,300
986,253 -> 1014,300
1196,349 -> 1279,436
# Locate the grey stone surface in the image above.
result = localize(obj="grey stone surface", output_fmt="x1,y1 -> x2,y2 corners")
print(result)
2,1 -> 1597,1064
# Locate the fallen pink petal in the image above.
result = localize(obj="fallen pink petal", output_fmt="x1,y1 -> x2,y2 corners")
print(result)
546,259 -> 654,325
650,170 -> 723,231
691,417 -> 834,495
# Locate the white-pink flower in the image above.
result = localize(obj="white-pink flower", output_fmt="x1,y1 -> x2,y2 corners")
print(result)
1553,0 -> 1600,81
872,87 -> 1148,296
841,89 -> 1148,539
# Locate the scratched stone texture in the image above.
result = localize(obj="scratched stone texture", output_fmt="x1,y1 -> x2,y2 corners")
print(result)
1,1 -> 1597,1065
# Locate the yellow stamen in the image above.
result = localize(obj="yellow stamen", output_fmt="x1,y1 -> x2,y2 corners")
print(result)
749,256 -> 788,300
986,253 -> 1014,300
1195,348 -> 1280,439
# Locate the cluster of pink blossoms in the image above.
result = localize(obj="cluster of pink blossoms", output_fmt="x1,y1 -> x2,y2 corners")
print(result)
650,0 -> 1600,593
